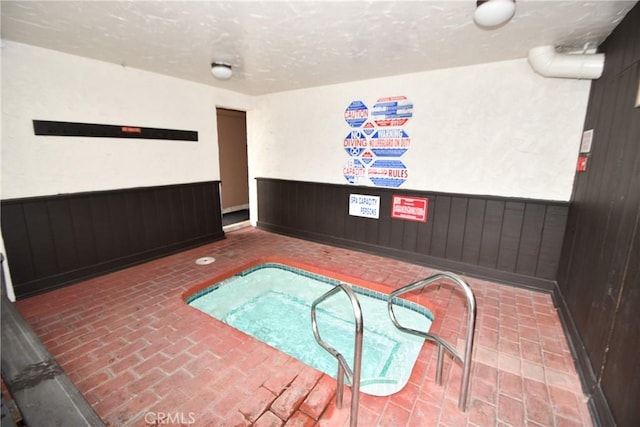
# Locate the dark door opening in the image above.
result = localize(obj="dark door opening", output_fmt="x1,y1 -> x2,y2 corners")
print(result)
216,108 -> 249,227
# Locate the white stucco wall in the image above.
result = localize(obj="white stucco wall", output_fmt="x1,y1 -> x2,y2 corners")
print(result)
2,40 -> 591,221
248,59 -> 590,206
0,40 -> 253,199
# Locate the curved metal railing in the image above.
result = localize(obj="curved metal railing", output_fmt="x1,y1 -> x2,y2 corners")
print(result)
311,283 -> 363,427
388,272 -> 476,411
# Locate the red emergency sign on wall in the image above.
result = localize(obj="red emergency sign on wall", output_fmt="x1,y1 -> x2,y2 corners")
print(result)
577,156 -> 589,172
391,195 -> 428,222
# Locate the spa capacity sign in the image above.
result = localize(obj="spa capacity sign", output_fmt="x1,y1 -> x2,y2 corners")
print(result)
391,195 -> 428,222
349,194 -> 380,219
342,96 -> 413,188
343,158 -> 367,185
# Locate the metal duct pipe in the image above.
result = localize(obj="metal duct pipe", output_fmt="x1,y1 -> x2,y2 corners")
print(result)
527,45 -> 605,79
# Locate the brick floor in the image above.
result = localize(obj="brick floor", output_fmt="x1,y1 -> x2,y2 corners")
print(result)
14,227 -> 592,426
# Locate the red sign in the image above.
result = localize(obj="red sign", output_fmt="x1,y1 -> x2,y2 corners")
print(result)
391,196 -> 428,222
577,156 -> 588,172
121,126 -> 141,133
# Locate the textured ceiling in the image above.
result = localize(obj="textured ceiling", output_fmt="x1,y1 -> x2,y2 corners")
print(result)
1,1 -> 637,95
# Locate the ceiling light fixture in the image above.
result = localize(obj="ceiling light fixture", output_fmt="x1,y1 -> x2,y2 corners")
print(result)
474,0 -> 516,28
211,62 -> 232,80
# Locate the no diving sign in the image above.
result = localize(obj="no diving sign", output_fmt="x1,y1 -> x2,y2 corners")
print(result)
344,130 -> 368,157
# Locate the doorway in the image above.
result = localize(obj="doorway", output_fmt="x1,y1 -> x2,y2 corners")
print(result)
216,108 -> 249,228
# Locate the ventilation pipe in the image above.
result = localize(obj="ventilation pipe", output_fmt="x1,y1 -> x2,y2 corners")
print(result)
527,45 -> 605,79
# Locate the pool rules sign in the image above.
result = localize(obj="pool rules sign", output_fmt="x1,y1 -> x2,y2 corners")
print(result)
342,96 -> 413,188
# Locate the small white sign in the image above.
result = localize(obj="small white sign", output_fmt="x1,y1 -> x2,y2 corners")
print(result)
349,194 -> 380,219
580,129 -> 594,153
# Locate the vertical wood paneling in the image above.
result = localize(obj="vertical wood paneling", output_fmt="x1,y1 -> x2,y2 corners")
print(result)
124,192 -> 145,253
281,181 -> 294,230
181,186 -> 197,239
1,204 -> 35,283
601,214 -> 640,424
302,182 -> 316,232
256,178 -> 568,289
332,186 -> 347,238
154,189 -> 173,246
401,219 -> 419,253
415,199 -> 435,255
430,196 -> 451,258
556,4 -> 640,426
497,202 -> 525,272
445,197 -> 468,261
23,202 -> 59,277
69,197 -> 99,267
388,214 -> 405,250
140,190 -> 161,248
106,193 -> 132,254
478,200 -> 505,269
168,187 -> 186,243
90,195 -> 117,262
47,199 -> 80,272
377,201 -> 392,248
1,181 -> 223,298
516,203 -> 546,277
461,198 -> 485,265
316,184 -> 332,235
536,205 -> 568,280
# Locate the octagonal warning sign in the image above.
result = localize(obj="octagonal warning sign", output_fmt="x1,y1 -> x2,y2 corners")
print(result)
371,96 -> 413,127
343,158 -> 367,185
367,159 -> 407,188
360,150 -> 374,164
343,130 -> 368,157
369,128 -> 410,157
362,122 -> 375,136
344,100 -> 369,128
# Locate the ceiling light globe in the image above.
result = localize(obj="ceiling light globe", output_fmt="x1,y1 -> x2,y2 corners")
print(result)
211,62 -> 232,80
474,0 -> 516,28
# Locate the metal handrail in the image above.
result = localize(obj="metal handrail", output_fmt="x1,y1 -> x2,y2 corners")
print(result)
311,283 -> 363,427
388,272 -> 476,411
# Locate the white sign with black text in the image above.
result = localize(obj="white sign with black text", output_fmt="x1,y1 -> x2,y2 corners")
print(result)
349,194 -> 380,219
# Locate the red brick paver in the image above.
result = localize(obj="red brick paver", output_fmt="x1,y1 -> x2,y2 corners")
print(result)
14,227 -> 592,426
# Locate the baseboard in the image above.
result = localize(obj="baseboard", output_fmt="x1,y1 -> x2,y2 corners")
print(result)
222,204 -> 249,214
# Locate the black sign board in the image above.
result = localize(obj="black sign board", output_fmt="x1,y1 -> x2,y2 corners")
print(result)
33,120 -> 198,141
